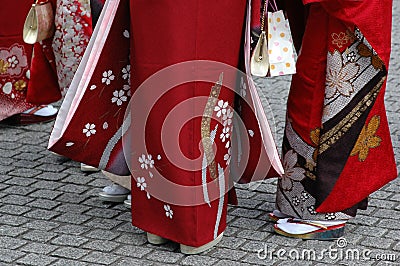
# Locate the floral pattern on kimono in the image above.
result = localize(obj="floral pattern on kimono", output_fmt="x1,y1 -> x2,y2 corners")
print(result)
52,0 -> 92,92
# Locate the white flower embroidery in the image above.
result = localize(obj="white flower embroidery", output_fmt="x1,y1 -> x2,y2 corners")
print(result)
111,90 -> 127,106
325,50 -> 360,99
136,177 -> 147,191
224,147 -> 231,165
214,100 -> 228,118
222,108 -> 233,127
122,84 -> 131,97
123,30 -> 130,38
240,77 -> 247,98
7,56 -> 18,68
147,155 -> 154,169
164,204 -> 173,219
220,126 -> 230,142
83,123 -> 96,137
122,65 -> 130,80
102,70 -> 115,85
138,154 -> 148,169
248,130 -> 254,137
279,150 -> 305,191
103,122 -> 108,129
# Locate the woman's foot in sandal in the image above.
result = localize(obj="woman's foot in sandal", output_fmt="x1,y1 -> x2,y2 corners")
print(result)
274,218 -> 347,240
2,105 -> 58,125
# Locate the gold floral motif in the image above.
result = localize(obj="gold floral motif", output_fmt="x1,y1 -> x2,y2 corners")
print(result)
310,128 -> 320,162
350,115 -> 382,162
0,59 -> 9,74
357,43 -> 384,71
14,80 -> 27,91
331,32 -> 350,48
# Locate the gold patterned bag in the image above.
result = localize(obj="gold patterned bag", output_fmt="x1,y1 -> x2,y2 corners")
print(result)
23,0 -> 55,44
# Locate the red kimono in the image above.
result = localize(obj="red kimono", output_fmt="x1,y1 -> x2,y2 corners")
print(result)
275,0 -> 397,220
49,0 -> 283,247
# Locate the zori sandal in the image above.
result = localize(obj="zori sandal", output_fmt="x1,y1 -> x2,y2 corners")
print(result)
268,209 -> 294,222
273,218 -> 346,240
3,105 -> 58,125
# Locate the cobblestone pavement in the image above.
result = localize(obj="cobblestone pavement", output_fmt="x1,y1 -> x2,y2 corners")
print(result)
1,3 -> 399,266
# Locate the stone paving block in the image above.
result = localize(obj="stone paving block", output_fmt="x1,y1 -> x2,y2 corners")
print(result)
114,233 -> 148,246
35,163 -> 67,173
2,185 -> 37,196
16,253 -> 57,266
214,259 -> 251,266
55,203 -> 91,214
3,176 -> 35,187
0,204 -> 31,215
55,213 -> 92,225
62,175 -> 94,185
115,212 -> 132,222
81,251 -> 121,265
210,248 -> 248,261
13,160 -> 42,169
0,183 -> 9,191
24,209 -> 60,220
85,229 -> 120,241
353,226 -> 388,237
28,189 -> 63,200
146,250 -> 185,264
22,230 -> 58,242
217,236 -> 246,249
50,235 -> 89,247
376,219 -> 400,230
32,180 -> 63,190
0,214 -> 29,226
113,245 -> 153,258
58,184 -> 90,194
116,258 -> 152,266
0,225 -> 28,237
52,259 -> 90,266
54,225 -> 90,236
13,152 -> 44,161
23,220 -> 60,231
241,253 -> 279,266
222,226 -> 239,237
0,236 -> 27,249
85,218 -> 124,230
0,165 -> 14,174
230,217 -> 266,230
360,236 -> 395,249
0,194 -> 34,205
56,193 -> 90,204
116,222 -> 143,234
237,229 -> 271,241
351,215 -> 380,226
0,248 -> 25,263
34,172 -> 68,181
83,240 -> 120,252
20,243 -> 59,255
372,209 -> 400,219
84,208 -> 121,219
27,198 -> 61,210
51,247 -> 90,260
229,208 -> 264,219
180,255 -> 219,266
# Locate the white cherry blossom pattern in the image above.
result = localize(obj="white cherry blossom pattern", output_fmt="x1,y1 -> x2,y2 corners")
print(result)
325,50 -> 360,99
222,108 -> 233,127
240,76 -> 247,98
102,70 -> 115,85
136,177 -> 147,191
164,204 -> 173,219
147,155 -> 154,169
122,84 -> 131,97
214,100 -> 228,118
224,147 -> 231,165
138,154 -> 154,169
220,126 -> 230,142
83,123 -> 96,137
7,56 -> 18,68
279,150 -> 305,191
111,90 -> 127,106
122,65 -> 130,80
